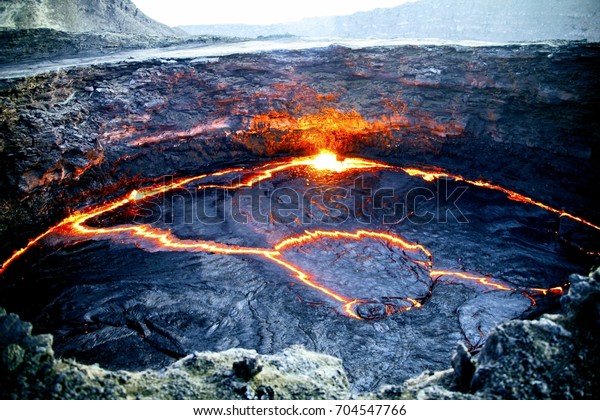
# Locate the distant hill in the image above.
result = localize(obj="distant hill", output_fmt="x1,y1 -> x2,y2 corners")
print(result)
180,0 -> 600,42
0,0 -> 182,36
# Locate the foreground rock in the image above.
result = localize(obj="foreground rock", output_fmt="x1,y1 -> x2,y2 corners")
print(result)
2,266 -> 597,399
0,308 -> 350,399
374,267 -> 600,399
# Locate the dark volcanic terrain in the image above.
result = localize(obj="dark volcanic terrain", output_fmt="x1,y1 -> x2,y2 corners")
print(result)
0,39 -> 599,395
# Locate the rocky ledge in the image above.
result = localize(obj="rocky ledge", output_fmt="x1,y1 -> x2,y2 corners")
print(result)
2,267 -> 597,399
374,266 -> 600,399
0,309 -> 350,399
0,28 -> 235,64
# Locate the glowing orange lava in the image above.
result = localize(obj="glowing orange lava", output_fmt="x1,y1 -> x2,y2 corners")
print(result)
308,150 -> 347,172
403,167 -> 600,232
239,108 -> 462,156
274,229 -> 432,262
1,151 -> 591,319
246,108 -> 402,154
430,270 -> 513,292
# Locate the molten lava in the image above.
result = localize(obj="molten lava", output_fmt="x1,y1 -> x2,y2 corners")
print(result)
238,107 -> 463,156
403,167 -> 600,232
2,150 -> 593,321
274,229 -> 432,262
308,151 -> 346,172
301,150 -> 392,173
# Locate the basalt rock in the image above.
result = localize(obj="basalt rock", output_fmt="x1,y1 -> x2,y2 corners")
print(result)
1,267 -> 597,399
1,42 -> 598,258
0,307 -> 350,399
374,266 -> 600,399
1,39 -> 599,398
0,28 -> 232,64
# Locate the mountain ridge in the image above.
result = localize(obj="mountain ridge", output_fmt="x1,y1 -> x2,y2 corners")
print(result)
180,0 -> 600,42
0,0 -> 182,36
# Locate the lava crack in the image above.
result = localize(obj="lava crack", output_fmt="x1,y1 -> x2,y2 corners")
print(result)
2,151 -> 590,320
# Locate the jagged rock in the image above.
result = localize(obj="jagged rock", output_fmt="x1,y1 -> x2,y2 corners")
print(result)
470,315 -> 576,398
233,357 -> 262,381
372,267 -> 600,399
372,370 -> 459,400
0,309 -> 350,399
2,267 -> 598,399
467,269 -> 600,399
451,343 -> 475,392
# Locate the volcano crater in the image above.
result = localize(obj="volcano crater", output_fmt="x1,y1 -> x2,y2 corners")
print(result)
1,42 -> 599,393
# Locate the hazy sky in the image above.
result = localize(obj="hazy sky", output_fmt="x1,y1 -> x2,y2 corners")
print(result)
131,0 -> 417,26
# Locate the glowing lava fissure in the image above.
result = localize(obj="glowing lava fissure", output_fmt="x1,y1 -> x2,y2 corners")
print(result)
2,150 -> 591,319
403,167 -> 600,232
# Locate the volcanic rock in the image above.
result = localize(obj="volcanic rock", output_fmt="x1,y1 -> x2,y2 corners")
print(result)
451,343 -> 475,392
1,21 -> 599,399
0,41 -> 598,394
1,267 -> 597,399
374,266 -> 600,399
0,307 -> 350,399
0,29 -> 230,64
1,42 -> 598,254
